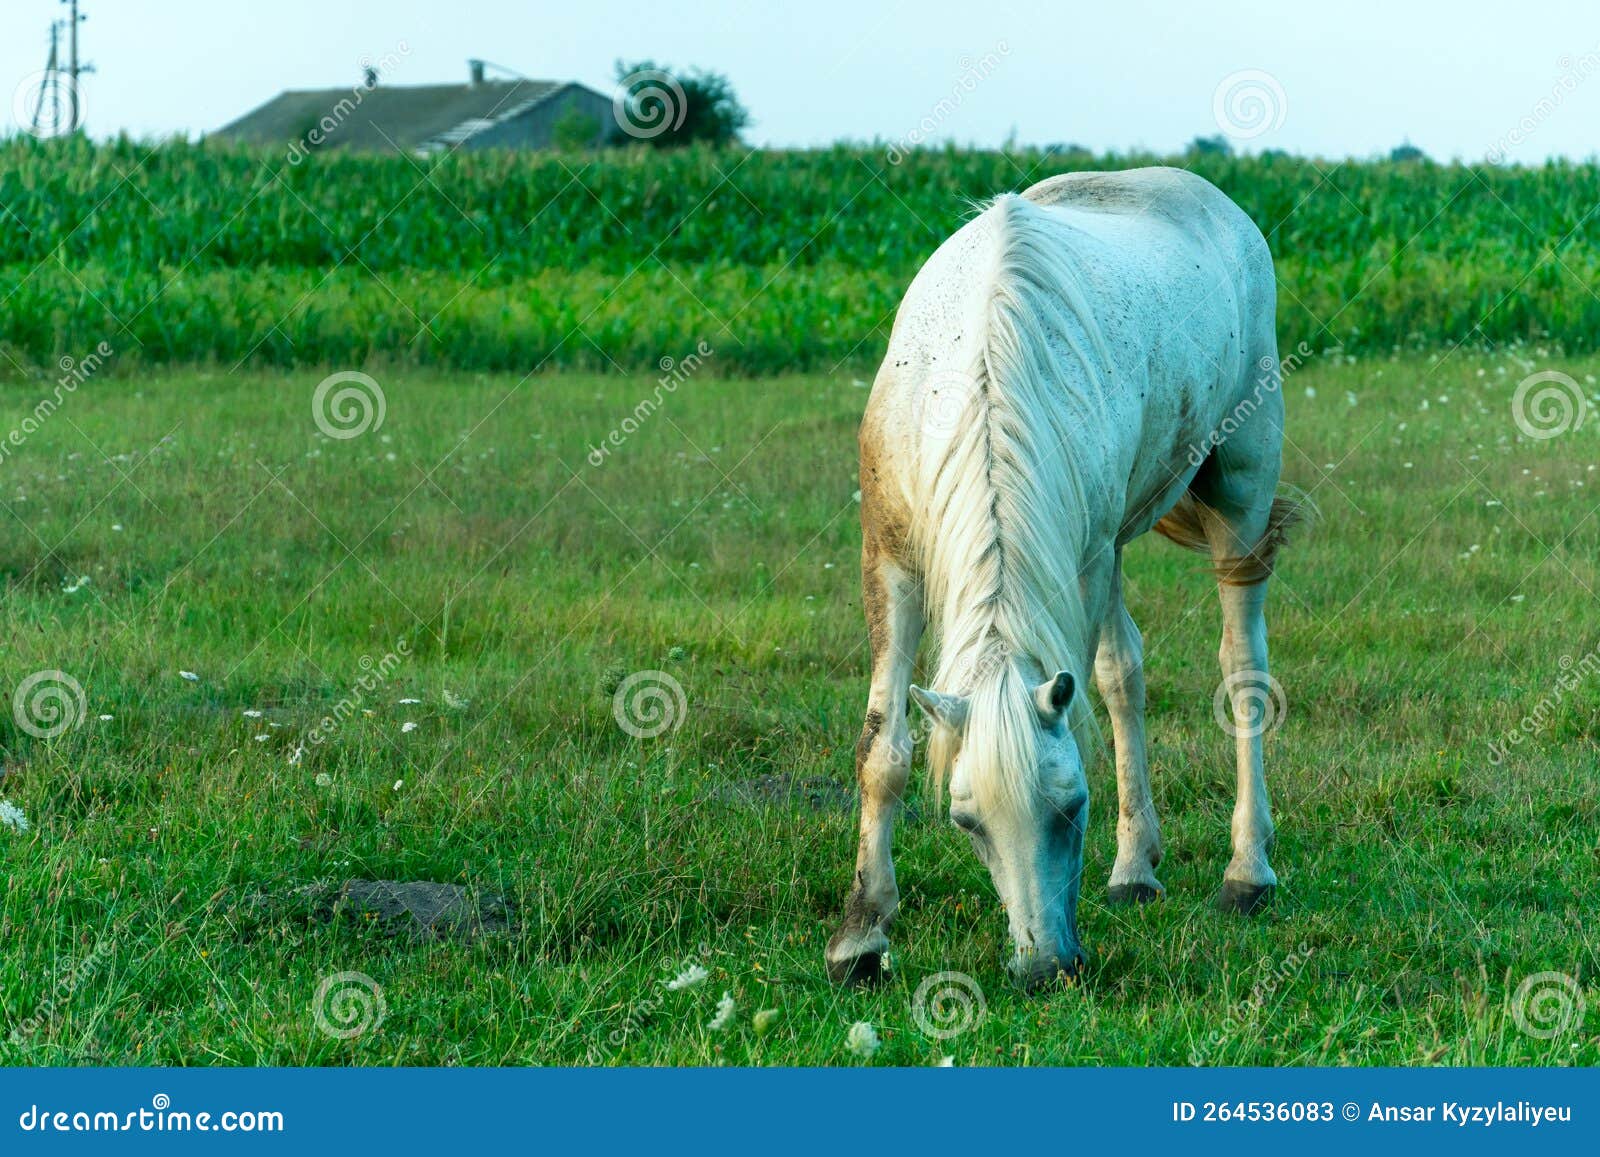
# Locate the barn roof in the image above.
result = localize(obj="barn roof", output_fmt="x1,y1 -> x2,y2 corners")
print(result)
213,79 -> 589,153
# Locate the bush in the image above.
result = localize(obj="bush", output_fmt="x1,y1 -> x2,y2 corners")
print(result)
613,61 -> 750,148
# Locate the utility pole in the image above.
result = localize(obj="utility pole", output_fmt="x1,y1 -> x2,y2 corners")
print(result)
68,0 -> 79,86
63,0 -> 90,131
25,0 -> 90,138
30,21 -> 62,137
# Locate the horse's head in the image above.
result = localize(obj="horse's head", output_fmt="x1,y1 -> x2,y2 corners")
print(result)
911,667 -> 1088,991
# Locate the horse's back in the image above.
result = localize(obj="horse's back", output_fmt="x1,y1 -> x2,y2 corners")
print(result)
1021,167 -> 1270,277
1022,166 -> 1276,351
864,167 -> 1281,548
1019,168 -> 1284,524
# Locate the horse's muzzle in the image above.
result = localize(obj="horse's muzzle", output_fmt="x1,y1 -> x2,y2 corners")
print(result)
1010,946 -> 1087,993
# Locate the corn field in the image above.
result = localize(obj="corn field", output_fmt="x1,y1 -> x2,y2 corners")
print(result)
2,137 -> 1597,373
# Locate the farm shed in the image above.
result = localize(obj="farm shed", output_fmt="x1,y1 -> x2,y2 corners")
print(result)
213,61 -> 613,157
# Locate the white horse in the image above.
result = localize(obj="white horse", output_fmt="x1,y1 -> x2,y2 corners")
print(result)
827,167 -> 1306,990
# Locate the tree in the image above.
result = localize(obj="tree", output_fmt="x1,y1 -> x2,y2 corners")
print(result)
1188,134 -> 1233,157
614,61 -> 750,147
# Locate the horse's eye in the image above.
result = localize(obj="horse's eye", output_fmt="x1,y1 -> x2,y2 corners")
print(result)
950,809 -> 983,836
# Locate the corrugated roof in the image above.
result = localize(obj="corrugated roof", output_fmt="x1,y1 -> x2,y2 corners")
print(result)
212,79 -> 569,152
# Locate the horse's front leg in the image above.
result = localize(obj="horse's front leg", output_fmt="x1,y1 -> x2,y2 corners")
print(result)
826,554 -> 922,986
1094,548 -> 1164,904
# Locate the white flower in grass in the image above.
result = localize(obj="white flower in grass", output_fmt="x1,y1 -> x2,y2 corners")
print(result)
0,800 -> 29,833
752,1009 -> 779,1036
392,780 -> 403,792
179,670 -> 199,682
62,575 -> 91,594
846,1021 -> 880,1059
314,773 -> 333,788
398,698 -> 421,705
253,734 -> 270,743
288,745 -> 304,767
709,991 -> 735,1030
401,721 -> 418,733
242,709 -> 263,718
443,689 -> 469,710
98,714 -> 113,722
936,1056 -> 954,1067
666,963 -> 709,991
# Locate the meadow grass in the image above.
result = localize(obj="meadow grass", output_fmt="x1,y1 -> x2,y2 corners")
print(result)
1,347 -> 1597,1066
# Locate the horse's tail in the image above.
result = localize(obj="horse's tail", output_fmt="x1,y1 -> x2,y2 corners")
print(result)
1153,489 -> 1314,585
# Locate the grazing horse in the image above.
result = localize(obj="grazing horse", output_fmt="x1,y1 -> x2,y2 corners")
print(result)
827,167 -> 1306,990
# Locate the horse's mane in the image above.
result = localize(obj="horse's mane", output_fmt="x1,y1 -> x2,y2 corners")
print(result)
916,193 -> 1110,816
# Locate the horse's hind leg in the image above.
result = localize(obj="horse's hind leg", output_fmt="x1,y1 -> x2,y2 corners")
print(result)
1211,573 -> 1278,913
1095,549 -> 1164,904
826,553 -> 922,985
1190,472 -> 1285,915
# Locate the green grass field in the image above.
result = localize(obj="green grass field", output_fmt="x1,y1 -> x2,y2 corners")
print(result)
2,346 -> 1597,1065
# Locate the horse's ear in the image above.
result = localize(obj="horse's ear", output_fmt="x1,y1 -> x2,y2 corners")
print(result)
1033,671 -> 1075,724
909,685 -> 969,731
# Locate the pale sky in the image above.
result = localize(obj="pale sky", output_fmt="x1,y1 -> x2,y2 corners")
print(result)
4,0 -> 1599,162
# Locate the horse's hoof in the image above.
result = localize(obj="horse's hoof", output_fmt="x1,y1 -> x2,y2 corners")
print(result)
826,952 -> 885,987
1215,879 -> 1275,915
825,915 -> 889,986
1107,882 -> 1163,906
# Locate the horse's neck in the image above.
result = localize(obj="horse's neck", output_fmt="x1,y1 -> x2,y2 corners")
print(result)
914,193 -> 1108,692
